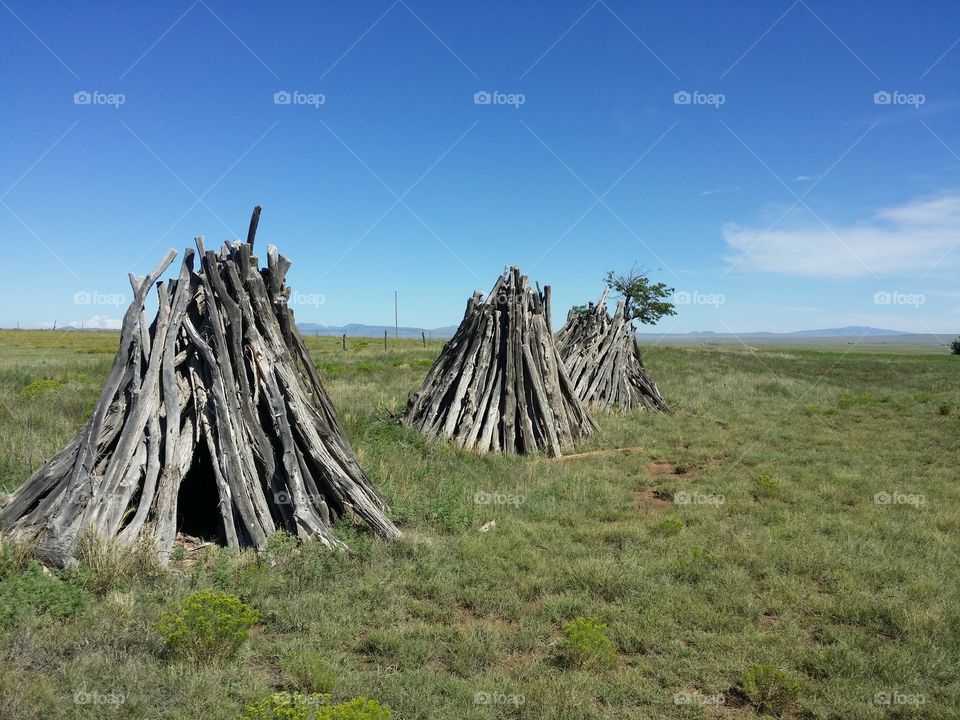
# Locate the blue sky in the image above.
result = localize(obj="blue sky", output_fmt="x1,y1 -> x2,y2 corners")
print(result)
1,0 -> 959,335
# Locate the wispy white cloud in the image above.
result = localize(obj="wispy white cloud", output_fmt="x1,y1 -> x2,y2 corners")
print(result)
724,190 -> 960,277
700,185 -> 740,197
794,174 -> 820,182
66,315 -> 122,330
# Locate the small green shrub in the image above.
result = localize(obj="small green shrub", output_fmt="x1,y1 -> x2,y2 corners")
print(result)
951,338 -> 960,355
938,403 -> 951,416
754,474 -> 781,499
742,663 -> 800,717
243,693 -> 322,720
242,693 -> 391,720
0,563 -> 89,629
561,616 -> 616,670
20,378 -> 64,398
326,698 -> 392,719
914,391 -> 933,404
283,651 -> 337,694
264,531 -> 301,567
651,517 -> 683,536
156,589 -> 258,661
838,391 -> 874,408
672,547 -> 718,582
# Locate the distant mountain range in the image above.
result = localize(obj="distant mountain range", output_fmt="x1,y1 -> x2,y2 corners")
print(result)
648,326 -> 915,338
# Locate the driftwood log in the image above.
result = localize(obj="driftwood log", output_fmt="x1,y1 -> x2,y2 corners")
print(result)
1,208 -> 399,566
555,288 -> 668,412
402,267 -> 596,457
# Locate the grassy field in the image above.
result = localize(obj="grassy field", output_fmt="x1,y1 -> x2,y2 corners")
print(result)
0,329 -> 958,719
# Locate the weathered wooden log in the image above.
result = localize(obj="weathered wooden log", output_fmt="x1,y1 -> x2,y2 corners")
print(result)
402,267 -> 596,456
555,290 -> 669,412
1,209 -> 400,566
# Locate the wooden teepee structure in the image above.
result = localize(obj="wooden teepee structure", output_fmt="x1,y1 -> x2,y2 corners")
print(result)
555,288 -> 668,412
1,208 -> 399,566
402,267 -> 596,457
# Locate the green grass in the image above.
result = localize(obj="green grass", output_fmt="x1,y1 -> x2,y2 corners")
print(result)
0,329 -> 958,718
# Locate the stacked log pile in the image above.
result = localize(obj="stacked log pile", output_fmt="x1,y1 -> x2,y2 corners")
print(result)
1,208 -> 400,567
402,267 -> 596,456
555,289 -> 669,412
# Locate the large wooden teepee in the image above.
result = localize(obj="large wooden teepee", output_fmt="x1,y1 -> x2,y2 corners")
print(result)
1,208 -> 399,566
555,288 -> 668,412
402,267 -> 596,456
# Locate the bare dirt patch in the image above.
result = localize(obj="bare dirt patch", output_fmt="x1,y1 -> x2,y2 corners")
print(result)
634,488 -> 672,510
453,605 -> 515,632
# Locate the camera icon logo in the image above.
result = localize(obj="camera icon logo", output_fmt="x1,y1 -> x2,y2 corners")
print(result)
274,90 -> 292,105
474,90 -> 492,105
673,90 -> 692,105
873,91 -> 892,105
74,90 -> 92,105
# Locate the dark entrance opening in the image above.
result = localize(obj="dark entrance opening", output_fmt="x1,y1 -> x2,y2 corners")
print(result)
176,439 -> 225,543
